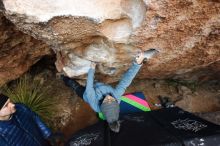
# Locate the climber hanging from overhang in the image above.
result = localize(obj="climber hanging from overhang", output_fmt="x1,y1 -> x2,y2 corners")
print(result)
60,49 -> 158,133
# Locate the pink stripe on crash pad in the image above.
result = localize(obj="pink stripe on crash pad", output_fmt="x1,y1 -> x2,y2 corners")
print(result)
125,94 -> 150,108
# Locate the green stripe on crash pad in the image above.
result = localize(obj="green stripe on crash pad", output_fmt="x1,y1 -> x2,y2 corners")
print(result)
121,96 -> 151,112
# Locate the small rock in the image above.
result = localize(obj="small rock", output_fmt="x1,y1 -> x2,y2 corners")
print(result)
154,83 -> 161,89
194,92 -> 199,96
178,85 -> 192,95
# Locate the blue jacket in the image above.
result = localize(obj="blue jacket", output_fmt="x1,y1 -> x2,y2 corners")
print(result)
0,104 -> 52,146
83,62 -> 142,112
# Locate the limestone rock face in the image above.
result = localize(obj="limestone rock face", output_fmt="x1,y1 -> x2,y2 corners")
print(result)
1,0 -> 220,82
133,0 -> 220,80
0,13 -> 52,86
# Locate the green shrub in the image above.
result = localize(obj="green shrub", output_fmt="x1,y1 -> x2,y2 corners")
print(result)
3,75 -> 56,123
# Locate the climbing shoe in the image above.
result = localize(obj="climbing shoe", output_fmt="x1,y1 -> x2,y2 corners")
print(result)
143,48 -> 159,61
61,75 -> 81,90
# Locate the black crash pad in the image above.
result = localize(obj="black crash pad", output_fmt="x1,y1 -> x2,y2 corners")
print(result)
66,107 -> 220,146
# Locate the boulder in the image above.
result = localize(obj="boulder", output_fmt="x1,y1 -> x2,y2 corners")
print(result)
0,0 -> 219,83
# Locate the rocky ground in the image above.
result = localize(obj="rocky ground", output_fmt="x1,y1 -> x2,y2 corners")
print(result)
5,59 -> 220,141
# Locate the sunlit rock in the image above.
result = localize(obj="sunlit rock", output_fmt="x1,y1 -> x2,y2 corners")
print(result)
0,0 -> 219,83
2,0 -> 146,78
63,54 -> 91,77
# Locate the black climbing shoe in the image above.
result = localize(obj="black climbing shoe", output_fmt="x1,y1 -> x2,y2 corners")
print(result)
143,48 -> 159,61
61,75 -> 80,90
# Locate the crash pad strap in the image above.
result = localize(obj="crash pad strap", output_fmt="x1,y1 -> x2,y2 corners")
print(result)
99,93 -> 151,120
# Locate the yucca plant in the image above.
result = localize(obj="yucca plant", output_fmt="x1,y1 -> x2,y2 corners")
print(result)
3,75 -> 57,123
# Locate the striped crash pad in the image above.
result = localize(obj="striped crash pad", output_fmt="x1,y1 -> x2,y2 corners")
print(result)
98,92 -> 151,120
